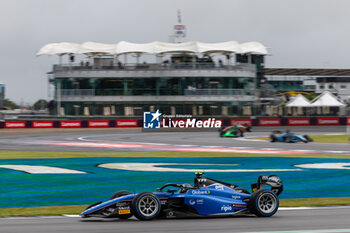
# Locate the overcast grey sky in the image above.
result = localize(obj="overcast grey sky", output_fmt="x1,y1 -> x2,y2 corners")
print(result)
1,0 -> 350,104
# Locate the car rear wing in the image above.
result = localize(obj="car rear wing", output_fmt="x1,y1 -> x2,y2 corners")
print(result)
251,175 -> 283,196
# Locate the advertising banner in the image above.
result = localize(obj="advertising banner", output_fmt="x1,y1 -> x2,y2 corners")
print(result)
60,121 -> 81,128
230,118 -> 252,126
88,120 -> 110,127
32,121 -> 54,128
258,118 -> 281,126
317,117 -> 339,125
5,121 -> 26,128
287,118 -> 310,126
162,118 -> 222,128
116,120 -> 138,127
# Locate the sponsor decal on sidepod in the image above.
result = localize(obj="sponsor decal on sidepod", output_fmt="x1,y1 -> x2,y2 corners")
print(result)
221,205 -> 233,212
191,190 -> 210,195
189,199 -> 204,205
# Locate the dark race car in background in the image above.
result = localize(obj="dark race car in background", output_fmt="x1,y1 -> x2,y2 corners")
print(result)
81,172 -> 283,220
219,124 -> 252,137
270,130 -> 313,143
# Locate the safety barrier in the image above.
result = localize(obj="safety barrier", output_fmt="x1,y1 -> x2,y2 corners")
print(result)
0,117 -> 349,129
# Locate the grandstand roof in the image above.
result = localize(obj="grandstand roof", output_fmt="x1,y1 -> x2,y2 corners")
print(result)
265,68 -> 350,76
37,41 -> 267,56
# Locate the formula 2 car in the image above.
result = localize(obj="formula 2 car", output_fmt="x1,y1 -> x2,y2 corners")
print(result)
81,172 -> 283,220
270,130 -> 313,143
219,124 -> 252,137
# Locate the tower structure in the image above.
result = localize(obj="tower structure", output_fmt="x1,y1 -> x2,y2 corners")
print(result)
173,10 -> 186,43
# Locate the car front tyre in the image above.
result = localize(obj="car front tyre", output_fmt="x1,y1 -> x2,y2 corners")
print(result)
132,192 -> 161,220
248,189 -> 279,217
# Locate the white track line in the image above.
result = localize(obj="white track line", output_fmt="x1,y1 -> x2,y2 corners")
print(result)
2,206 -> 350,219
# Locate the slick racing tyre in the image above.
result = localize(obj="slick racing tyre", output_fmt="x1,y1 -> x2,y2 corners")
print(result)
270,135 -> 277,142
240,130 -> 244,137
132,192 -> 161,220
248,189 -> 279,217
303,135 -> 313,142
110,190 -> 132,219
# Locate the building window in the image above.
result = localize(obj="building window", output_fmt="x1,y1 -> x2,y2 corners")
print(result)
320,85 -> 324,89
304,85 -> 315,90
340,84 -> 347,89
328,84 -> 334,89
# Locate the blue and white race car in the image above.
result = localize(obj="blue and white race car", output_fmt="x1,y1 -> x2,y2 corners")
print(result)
80,173 -> 283,220
270,130 -> 313,143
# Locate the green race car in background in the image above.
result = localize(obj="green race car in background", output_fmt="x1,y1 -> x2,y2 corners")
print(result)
219,124 -> 252,137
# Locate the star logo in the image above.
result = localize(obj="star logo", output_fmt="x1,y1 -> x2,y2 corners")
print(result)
143,110 -> 162,129
150,110 -> 161,122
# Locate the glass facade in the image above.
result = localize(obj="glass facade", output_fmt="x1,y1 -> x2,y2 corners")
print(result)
56,76 -> 254,96
268,80 -> 304,91
60,101 -> 254,116
52,54 -> 262,116
0,84 -> 4,109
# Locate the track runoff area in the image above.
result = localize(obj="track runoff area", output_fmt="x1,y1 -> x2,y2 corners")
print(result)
0,125 -> 350,232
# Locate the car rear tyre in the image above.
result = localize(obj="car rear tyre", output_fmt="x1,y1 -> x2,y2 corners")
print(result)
240,130 -> 244,137
248,189 -> 279,217
304,135 -> 313,142
110,190 -> 133,219
270,135 -> 276,142
132,192 -> 161,220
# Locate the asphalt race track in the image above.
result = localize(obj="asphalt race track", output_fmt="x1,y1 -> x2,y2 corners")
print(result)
1,126 -> 350,232
1,207 -> 350,233
0,126 -> 349,154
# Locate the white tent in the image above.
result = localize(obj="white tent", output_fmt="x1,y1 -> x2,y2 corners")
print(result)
36,42 -> 81,55
286,94 -> 311,107
310,91 -> 345,107
154,41 -> 198,54
80,42 -> 117,54
240,41 -> 268,54
37,41 -> 268,56
116,41 -> 155,54
196,41 -> 241,54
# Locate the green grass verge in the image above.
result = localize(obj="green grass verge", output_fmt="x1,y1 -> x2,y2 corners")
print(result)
280,197 -> 350,207
0,205 -> 88,217
1,197 -> 350,217
310,134 -> 350,143
0,150 -> 350,159
254,134 -> 350,144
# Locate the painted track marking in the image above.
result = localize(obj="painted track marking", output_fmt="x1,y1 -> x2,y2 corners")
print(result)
0,165 -> 86,174
98,162 -> 302,172
41,141 -> 350,155
244,229 -> 350,233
